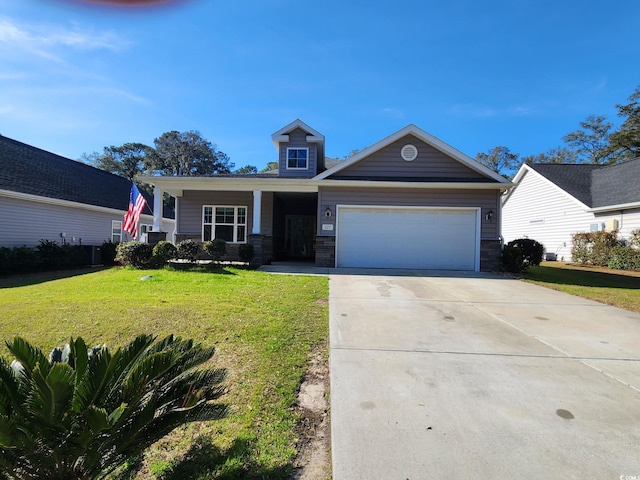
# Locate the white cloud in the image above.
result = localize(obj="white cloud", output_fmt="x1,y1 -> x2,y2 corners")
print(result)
0,16 -> 130,61
449,103 -> 534,118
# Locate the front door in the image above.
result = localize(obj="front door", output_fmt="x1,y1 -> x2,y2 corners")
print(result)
285,215 -> 315,259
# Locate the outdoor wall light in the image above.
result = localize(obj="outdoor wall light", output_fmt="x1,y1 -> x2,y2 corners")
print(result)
485,210 -> 494,221
324,207 -> 332,218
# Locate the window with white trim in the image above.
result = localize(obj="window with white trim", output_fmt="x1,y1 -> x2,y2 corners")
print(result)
286,148 -> 309,169
203,206 -> 247,243
111,220 -> 122,243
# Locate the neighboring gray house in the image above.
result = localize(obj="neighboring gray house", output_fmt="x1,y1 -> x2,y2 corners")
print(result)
0,135 -> 175,248
142,120 -> 511,271
502,160 -> 640,261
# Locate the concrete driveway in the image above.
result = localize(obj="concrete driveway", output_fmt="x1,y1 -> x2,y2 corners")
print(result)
329,271 -> 640,479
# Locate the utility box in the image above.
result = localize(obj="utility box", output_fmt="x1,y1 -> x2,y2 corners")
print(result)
83,245 -> 102,265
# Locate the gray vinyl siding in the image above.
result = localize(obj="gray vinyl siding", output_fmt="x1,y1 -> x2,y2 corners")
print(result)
278,128 -> 317,178
331,135 -> 486,180
502,169 -> 594,261
318,187 -> 499,239
178,190 -> 273,238
0,195 -> 166,247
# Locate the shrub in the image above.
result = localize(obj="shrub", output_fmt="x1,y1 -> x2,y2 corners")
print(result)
36,239 -> 63,270
152,241 -> 177,266
115,241 -> 153,268
176,239 -> 200,262
63,244 -> 86,268
0,247 -> 13,275
571,231 -> 620,266
11,246 -> 38,273
0,335 -> 227,479
630,229 -> 640,249
203,239 -> 227,262
100,241 -> 119,266
238,243 -> 255,263
506,238 -> 544,267
607,245 -> 640,271
501,244 -> 525,273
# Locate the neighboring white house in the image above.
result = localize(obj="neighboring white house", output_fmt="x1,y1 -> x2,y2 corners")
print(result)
502,160 -> 640,261
0,134 -> 175,248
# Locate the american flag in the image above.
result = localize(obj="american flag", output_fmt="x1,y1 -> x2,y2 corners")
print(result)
123,183 -> 147,240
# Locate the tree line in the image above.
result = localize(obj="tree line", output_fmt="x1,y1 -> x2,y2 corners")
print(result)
81,130 -> 263,181
475,84 -> 640,176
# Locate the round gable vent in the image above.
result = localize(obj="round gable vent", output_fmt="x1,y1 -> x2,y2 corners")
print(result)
401,144 -> 418,161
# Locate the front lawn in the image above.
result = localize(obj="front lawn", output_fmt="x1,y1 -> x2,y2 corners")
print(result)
0,267 -> 329,479
524,262 -> 640,313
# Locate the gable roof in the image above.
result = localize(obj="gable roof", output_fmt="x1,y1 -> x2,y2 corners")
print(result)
510,159 -> 640,211
271,119 -> 325,146
0,134 -> 171,217
314,124 -> 510,183
527,163 -> 601,207
591,159 -> 640,208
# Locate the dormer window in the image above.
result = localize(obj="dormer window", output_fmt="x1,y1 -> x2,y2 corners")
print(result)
287,148 -> 309,170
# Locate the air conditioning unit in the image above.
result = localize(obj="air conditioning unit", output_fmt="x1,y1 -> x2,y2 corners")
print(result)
605,219 -> 619,231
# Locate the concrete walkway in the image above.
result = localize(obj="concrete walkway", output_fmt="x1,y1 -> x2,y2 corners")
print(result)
329,271 -> 640,479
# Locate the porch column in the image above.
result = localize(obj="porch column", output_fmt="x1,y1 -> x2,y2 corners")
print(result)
153,186 -> 163,232
252,190 -> 262,234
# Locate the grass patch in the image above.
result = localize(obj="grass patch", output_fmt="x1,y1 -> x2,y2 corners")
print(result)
524,262 -> 640,313
0,267 -> 329,479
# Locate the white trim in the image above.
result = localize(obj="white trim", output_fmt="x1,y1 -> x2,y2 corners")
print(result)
503,164 -> 591,210
588,201 -> 640,213
139,176 -> 512,197
202,205 -> 248,244
334,204 -> 480,271
271,119 -> 325,148
111,220 -> 123,243
286,147 -> 310,170
314,124 -> 510,184
252,190 -> 262,234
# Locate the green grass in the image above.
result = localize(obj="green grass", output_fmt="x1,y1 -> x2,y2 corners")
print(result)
0,266 -> 329,479
524,262 -> 640,313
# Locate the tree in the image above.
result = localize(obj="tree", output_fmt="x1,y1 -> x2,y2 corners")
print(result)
522,147 -> 578,164
562,114 -> 615,164
609,84 -> 640,161
94,143 -> 152,181
259,162 -> 278,173
475,146 -> 519,175
0,335 -> 227,479
235,165 -> 258,175
147,131 -> 233,176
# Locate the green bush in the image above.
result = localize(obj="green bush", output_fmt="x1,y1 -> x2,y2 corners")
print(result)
152,241 -> 178,267
571,231 -> 620,266
238,243 -> 255,263
501,244 -> 525,273
176,239 -> 200,262
11,246 -> 38,273
62,244 -> 86,268
203,239 -> 227,262
36,239 -> 63,270
115,241 -> 153,268
506,238 -> 544,267
0,335 -> 227,479
100,241 -> 119,266
607,245 -> 640,271
0,247 -> 13,275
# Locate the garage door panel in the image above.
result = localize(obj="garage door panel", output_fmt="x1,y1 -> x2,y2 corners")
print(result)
337,207 -> 478,270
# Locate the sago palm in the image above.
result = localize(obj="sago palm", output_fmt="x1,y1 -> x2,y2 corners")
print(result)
0,334 -> 227,480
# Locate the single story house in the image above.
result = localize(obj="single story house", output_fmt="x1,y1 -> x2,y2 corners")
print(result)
502,160 -> 640,261
142,120 -> 512,271
0,134 -> 174,249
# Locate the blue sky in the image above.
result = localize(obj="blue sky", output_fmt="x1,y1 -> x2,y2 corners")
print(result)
1,0 -> 639,171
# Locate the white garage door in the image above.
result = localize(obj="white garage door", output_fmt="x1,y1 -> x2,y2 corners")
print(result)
336,206 -> 479,270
